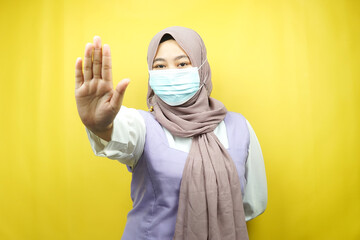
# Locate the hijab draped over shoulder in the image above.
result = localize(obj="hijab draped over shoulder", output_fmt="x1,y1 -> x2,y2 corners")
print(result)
146,26 -> 249,240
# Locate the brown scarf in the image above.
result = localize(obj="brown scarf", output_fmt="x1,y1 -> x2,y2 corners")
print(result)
146,26 -> 249,240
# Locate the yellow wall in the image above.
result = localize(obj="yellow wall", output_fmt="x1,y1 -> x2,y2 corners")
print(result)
1,0 -> 359,239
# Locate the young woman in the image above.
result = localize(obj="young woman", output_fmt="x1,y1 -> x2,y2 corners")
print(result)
75,26 -> 267,240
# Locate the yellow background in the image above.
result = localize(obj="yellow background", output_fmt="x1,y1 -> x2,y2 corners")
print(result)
1,0 -> 359,239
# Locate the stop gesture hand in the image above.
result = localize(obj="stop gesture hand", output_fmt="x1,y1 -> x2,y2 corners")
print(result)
75,36 -> 129,141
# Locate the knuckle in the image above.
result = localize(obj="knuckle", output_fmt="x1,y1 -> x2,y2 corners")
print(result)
75,72 -> 82,78
93,59 -> 101,65
84,65 -> 92,71
103,64 -> 112,71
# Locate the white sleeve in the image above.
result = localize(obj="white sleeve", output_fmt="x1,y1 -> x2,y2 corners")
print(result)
85,106 -> 146,169
243,120 -> 268,221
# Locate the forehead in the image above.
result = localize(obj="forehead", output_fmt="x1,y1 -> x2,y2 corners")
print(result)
154,39 -> 189,59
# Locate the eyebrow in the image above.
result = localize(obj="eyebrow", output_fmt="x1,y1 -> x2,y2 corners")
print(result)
153,55 -> 190,64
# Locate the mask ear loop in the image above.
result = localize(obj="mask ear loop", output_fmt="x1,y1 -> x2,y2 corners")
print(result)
198,58 -> 208,70
198,58 -> 208,89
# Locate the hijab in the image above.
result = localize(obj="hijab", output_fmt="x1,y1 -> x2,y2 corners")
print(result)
146,26 -> 249,240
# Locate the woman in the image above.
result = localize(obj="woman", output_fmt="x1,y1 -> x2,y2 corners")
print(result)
75,26 -> 267,240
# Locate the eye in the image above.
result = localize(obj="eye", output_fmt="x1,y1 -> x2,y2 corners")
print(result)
178,62 -> 188,68
153,64 -> 166,69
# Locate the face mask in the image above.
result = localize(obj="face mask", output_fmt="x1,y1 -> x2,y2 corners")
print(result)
149,59 -> 207,106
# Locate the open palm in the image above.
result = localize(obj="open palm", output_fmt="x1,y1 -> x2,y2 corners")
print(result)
75,36 -> 129,138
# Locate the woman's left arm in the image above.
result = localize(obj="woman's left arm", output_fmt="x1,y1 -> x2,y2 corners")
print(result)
243,120 -> 268,221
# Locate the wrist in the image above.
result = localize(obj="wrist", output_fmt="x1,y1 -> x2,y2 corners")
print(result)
90,123 -> 113,142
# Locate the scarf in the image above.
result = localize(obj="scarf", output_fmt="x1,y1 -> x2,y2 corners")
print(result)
146,26 -> 249,240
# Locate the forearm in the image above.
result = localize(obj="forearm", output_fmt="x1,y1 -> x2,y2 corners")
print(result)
85,106 -> 146,168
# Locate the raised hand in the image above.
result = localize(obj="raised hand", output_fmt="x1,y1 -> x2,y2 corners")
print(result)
75,36 -> 130,141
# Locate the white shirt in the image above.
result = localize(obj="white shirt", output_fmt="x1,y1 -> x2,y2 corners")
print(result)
86,106 -> 267,221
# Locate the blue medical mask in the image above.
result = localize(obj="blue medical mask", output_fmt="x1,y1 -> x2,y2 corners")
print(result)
149,59 -> 207,106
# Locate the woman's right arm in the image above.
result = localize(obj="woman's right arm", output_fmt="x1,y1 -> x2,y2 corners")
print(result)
75,36 -> 145,168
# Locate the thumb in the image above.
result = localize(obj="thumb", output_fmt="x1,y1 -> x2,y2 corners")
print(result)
111,78 -> 130,110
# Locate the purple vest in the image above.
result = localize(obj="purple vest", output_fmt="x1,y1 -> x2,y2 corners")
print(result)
122,111 -> 250,240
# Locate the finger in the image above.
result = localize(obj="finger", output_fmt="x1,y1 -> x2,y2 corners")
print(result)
111,79 -> 130,111
75,57 -> 84,89
84,43 -> 94,81
102,44 -> 112,82
93,36 -> 102,79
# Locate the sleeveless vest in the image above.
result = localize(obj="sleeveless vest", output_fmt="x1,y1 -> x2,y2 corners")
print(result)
121,111 -> 250,240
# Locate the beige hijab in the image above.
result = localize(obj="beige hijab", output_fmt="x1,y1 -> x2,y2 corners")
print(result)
147,26 -> 249,240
